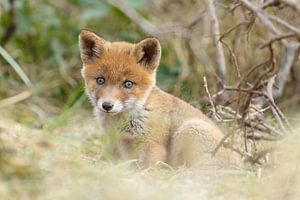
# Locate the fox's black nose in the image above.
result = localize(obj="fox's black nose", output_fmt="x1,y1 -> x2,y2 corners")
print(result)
102,102 -> 114,111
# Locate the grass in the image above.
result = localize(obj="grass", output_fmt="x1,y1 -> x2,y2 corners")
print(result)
0,45 -> 32,88
0,108 -> 300,200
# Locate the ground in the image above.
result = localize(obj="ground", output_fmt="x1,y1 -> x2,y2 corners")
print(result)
0,109 -> 299,200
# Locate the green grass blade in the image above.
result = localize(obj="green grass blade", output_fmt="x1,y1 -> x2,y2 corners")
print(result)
0,45 -> 32,88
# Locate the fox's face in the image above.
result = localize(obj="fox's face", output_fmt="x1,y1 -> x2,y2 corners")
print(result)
79,30 -> 161,116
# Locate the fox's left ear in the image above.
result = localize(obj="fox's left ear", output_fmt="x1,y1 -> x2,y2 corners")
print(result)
133,37 -> 161,70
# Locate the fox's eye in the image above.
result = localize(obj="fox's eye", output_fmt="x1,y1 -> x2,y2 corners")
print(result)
96,77 -> 105,85
123,80 -> 134,89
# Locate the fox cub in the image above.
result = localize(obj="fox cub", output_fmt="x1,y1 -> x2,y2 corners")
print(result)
79,30 -> 240,167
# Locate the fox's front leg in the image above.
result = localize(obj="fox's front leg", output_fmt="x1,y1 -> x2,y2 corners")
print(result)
116,132 -> 136,159
138,142 -> 167,167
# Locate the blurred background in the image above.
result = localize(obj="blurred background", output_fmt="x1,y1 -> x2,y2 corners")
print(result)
1,0 -> 299,129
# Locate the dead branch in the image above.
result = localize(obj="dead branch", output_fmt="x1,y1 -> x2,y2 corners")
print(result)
265,75 -> 286,132
220,40 -> 241,78
106,0 -> 191,39
262,0 -> 282,9
263,0 -> 300,10
106,0 -> 157,35
212,131 -> 235,157
203,76 -> 221,121
238,0 -> 282,35
273,43 -> 299,98
219,21 -> 252,41
187,0 -> 221,29
238,0 -> 300,101
268,15 -> 300,37
172,39 -> 190,81
206,0 -> 227,87
280,0 -> 300,10
260,33 -> 298,49
238,0 -> 300,49
217,103 -> 283,136
187,8 -> 207,29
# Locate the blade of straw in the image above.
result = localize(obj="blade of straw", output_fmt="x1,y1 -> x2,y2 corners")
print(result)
0,45 -> 32,88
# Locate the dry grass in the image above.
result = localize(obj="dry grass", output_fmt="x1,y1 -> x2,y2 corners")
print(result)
0,109 -> 299,200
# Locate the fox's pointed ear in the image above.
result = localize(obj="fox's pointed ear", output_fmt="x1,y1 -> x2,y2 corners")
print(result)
79,29 -> 107,63
133,37 -> 161,70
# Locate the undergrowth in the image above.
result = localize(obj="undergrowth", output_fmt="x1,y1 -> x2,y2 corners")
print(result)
0,109 -> 299,200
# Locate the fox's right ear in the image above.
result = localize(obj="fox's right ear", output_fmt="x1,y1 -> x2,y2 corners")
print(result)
79,29 -> 107,63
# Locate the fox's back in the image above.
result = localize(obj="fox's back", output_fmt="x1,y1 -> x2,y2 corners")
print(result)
145,86 -> 222,135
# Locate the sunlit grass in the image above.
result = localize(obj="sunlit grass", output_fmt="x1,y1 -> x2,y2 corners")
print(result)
0,110 -> 299,200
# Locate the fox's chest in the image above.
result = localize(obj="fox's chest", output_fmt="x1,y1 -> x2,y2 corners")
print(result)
125,114 -> 148,136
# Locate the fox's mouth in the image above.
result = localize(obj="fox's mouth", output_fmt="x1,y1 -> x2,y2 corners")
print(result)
100,110 -> 120,115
